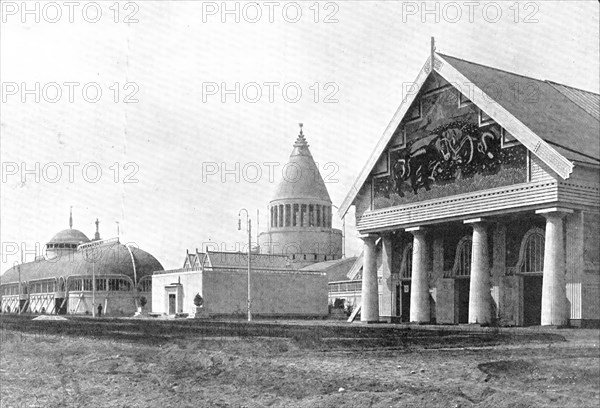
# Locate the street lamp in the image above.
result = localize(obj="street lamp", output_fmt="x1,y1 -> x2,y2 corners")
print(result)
13,261 -> 21,314
238,208 -> 252,322
85,246 -> 97,317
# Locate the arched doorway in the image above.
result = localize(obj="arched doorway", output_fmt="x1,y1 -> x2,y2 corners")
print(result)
447,236 -> 472,323
517,227 -> 545,326
399,243 -> 413,322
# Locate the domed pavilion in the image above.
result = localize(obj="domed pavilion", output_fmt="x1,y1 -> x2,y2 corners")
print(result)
1,211 -> 163,316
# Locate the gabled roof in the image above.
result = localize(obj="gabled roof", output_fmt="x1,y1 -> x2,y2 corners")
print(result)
299,257 -> 357,282
183,251 -> 206,269
439,54 -> 599,163
339,52 -> 600,217
205,251 -> 291,269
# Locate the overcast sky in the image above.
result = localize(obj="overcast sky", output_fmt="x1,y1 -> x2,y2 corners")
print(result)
1,0 -> 599,272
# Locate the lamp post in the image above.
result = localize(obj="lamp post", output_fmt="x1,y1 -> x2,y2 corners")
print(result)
238,208 -> 252,322
92,251 -> 96,317
13,261 -> 21,314
86,246 -> 97,317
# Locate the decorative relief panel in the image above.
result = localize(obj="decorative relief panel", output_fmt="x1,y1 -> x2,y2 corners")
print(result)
372,81 -> 527,210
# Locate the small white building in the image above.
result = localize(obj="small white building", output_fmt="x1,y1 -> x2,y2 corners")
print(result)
151,250 -> 328,317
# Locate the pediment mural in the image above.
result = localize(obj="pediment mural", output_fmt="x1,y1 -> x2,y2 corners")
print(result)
372,75 -> 528,210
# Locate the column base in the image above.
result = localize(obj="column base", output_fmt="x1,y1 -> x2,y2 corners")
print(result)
569,319 -> 599,329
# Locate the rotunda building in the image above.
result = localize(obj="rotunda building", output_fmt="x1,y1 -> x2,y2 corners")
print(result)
258,125 -> 343,267
1,213 -> 163,316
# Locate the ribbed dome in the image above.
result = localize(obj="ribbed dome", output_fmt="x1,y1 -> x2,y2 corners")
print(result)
2,241 -> 163,283
48,229 -> 90,245
271,130 -> 331,203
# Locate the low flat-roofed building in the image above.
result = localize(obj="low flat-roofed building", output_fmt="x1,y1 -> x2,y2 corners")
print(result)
151,250 -> 328,317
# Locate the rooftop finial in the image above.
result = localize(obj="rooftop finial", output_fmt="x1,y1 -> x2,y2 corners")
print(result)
94,218 -> 101,241
69,206 -> 73,229
294,123 -> 308,148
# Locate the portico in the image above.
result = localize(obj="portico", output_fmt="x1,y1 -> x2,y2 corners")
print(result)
356,206 -> 592,327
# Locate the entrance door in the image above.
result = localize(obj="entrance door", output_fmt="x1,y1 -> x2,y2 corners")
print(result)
523,275 -> 543,326
168,294 -> 176,315
55,298 -> 67,315
401,281 -> 411,322
19,299 -> 27,314
456,279 -> 470,324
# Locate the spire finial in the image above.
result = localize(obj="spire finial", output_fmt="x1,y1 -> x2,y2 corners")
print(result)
94,218 -> 100,241
294,123 -> 308,148
69,206 -> 73,229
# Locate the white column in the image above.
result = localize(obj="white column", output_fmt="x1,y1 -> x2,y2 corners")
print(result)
465,218 -> 492,325
360,234 -> 379,322
407,227 -> 429,323
380,233 -> 394,319
536,208 -> 572,326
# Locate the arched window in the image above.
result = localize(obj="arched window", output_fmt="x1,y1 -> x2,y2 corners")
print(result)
285,204 -> 291,226
316,205 -> 321,226
278,204 -> 284,227
301,204 -> 307,226
447,236 -> 472,277
138,277 -> 152,292
293,204 -> 299,226
271,206 -> 275,228
517,227 -> 545,274
400,243 -> 413,280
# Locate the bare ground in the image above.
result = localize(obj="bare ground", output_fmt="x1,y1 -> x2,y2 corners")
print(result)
1,317 -> 598,408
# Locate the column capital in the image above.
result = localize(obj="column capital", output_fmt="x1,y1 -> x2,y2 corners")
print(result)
358,234 -> 378,244
463,217 -> 486,225
535,207 -> 574,218
380,230 -> 397,238
406,226 -> 427,236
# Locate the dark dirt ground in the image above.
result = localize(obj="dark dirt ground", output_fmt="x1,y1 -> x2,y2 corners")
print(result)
1,316 -> 598,408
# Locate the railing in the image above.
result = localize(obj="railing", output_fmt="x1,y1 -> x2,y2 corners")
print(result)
78,237 -> 119,251
153,266 -> 202,275
328,280 -> 362,293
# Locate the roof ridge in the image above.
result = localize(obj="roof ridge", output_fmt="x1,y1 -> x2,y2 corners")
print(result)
545,79 -> 600,97
546,141 -> 600,163
207,250 -> 287,257
437,52 -> 548,84
438,52 -> 599,94
545,81 -> 600,122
